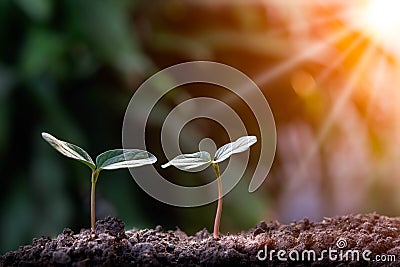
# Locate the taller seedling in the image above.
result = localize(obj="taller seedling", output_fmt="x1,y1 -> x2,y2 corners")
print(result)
162,135 -> 257,238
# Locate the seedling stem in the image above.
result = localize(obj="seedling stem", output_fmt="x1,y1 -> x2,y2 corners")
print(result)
212,163 -> 223,238
91,169 -> 100,230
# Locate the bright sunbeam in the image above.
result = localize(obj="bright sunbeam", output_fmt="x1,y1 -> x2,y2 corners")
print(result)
357,0 -> 400,55
296,42 -> 377,177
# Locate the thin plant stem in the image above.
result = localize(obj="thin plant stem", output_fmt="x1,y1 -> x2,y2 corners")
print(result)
212,163 -> 223,238
90,169 -> 100,231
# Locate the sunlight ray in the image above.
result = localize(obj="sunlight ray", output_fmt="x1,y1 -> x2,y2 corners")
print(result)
197,26 -> 354,126
255,27 -> 353,87
268,7 -> 353,37
364,55 -> 387,119
315,35 -> 365,84
317,44 -> 376,140
365,54 -> 400,154
196,27 -> 354,123
296,43 -> 377,176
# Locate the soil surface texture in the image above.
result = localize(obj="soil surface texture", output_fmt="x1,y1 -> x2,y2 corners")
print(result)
1,214 -> 400,266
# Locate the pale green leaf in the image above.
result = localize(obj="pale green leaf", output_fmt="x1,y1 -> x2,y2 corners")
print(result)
96,149 -> 157,170
161,151 -> 211,171
41,132 -> 95,170
213,136 -> 257,163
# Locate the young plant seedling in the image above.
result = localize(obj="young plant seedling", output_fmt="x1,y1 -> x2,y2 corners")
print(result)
41,132 -> 157,231
161,135 -> 257,238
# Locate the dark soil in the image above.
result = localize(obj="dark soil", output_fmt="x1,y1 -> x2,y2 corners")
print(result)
1,214 -> 400,266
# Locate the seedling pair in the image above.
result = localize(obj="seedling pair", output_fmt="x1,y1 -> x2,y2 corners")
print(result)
42,133 -> 257,237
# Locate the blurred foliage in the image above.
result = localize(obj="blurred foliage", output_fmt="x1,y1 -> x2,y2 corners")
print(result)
1,0 -> 400,256
0,0 -> 268,253
0,0 -> 152,253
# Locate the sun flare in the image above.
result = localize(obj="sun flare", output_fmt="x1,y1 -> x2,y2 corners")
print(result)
359,0 -> 400,54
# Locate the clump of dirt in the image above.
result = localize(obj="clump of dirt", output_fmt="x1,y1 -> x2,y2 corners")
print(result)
1,214 -> 400,266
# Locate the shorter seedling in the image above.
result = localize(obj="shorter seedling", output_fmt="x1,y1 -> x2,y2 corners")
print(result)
41,132 -> 157,230
162,135 -> 257,238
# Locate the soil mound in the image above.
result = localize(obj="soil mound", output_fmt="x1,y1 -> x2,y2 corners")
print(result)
2,214 -> 399,266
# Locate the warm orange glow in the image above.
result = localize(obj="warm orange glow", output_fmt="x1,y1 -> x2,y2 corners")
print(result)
291,70 -> 316,97
360,0 -> 400,53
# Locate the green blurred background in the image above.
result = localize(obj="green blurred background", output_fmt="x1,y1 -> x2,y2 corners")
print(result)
2,0 -> 400,253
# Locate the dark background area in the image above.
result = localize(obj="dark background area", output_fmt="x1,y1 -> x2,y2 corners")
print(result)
1,0 -> 400,254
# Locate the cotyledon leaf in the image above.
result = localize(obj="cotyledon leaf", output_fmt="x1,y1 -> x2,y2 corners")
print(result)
213,136 -> 257,163
161,151 -> 211,171
41,132 -> 96,170
96,149 -> 157,170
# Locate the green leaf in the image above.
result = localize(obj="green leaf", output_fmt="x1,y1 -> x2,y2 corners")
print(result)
41,132 -> 95,170
96,149 -> 157,170
213,136 -> 257,163
161,151 -> 211,171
